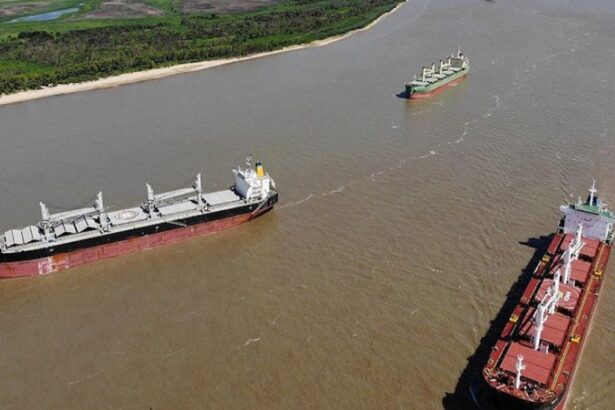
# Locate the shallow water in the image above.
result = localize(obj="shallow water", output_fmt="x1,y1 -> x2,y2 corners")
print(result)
8,6 -> 80,23
0,0 -> 614,408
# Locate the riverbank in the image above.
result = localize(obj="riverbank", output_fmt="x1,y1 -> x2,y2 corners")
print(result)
0,1 -> 405,107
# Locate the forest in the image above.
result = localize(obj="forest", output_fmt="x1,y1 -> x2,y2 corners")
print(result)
0,0 -> 402,95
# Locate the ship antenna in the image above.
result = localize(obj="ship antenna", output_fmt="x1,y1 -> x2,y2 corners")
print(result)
457,45 -> 461,58
515,355 -> 526,389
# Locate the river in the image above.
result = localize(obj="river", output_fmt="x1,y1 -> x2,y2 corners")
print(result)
1,0 -> 614,408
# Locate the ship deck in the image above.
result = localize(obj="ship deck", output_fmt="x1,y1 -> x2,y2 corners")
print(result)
561,233 -> 599,258
483,228 -> 612,406
1,189 -> 248,254
534,280 -> 580,312
500,342 -> 557,386
519,307 -> 571,348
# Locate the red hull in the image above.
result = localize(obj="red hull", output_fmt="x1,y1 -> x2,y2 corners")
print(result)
408,74 -> 468,100
0,207 -> 272,278
483,232 -> 611,409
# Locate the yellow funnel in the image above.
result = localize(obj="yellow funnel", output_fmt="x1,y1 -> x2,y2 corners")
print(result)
256,161 -> 265,178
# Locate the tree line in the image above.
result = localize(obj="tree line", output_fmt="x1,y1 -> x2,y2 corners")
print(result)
0,0 -> 401,95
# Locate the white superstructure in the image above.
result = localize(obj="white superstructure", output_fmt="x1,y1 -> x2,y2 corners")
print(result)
233,156 -> 275,200
560,181 -> 615,243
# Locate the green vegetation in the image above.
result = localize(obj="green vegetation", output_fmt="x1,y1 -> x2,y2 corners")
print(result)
0,0 -> 402,95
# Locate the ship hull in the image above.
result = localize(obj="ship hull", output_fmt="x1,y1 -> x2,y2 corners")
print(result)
0,194 -> 277,278
482,229 -> 611,410
490,386 -> 564,409
406,70 -> 468,99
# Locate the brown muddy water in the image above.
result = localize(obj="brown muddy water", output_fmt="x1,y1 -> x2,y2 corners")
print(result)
1,0 -> 615,408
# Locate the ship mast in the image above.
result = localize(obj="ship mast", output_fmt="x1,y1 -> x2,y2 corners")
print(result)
533,304 -> 546,351
146,183 -> 155,214
562,248 -> 573,284
95,191 -> 109,231
194,173 -> 203,208
549,269 -> 561,314
588,180 -> 597,206
533,270 -> 562,350
39,202 -> 51,240
515,355 -> 525,389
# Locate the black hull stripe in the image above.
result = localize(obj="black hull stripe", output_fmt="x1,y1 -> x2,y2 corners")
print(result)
1,194 -> 278,263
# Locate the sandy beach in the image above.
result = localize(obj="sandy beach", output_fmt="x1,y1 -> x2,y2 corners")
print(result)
0,2 -> 405,106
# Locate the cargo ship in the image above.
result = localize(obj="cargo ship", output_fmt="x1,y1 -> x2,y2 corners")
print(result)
0,156 -> 278,278
405,47 -> 469,99
482,182 -> 614,409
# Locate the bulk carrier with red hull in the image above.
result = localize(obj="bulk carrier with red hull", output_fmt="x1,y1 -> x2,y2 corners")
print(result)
483,182 -> 614,409
405,47 -> 469,99
0,156 -> 277,278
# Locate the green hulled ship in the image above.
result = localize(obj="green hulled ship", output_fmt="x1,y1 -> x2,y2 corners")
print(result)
405,48 -> 469,99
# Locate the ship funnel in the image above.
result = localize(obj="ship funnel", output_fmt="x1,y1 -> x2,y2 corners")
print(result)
255,161 -> 265,178
515,355 -> 526,389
